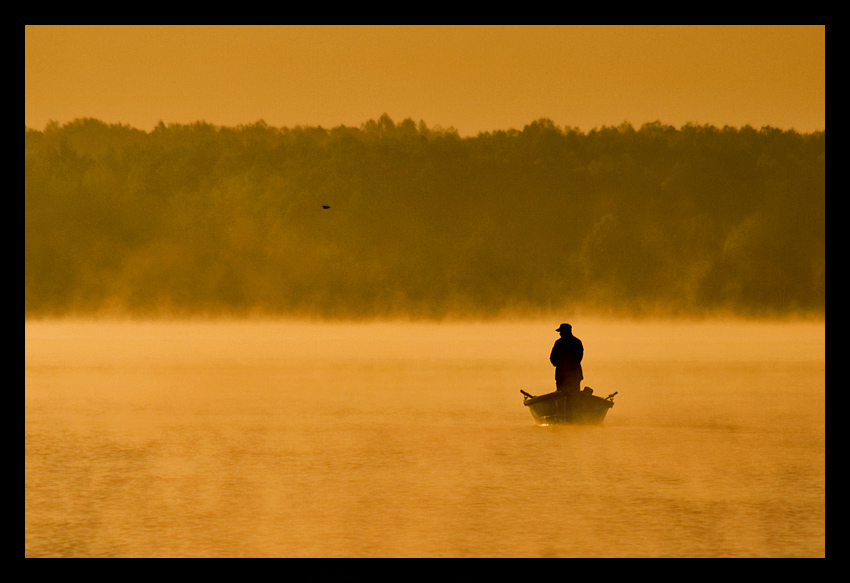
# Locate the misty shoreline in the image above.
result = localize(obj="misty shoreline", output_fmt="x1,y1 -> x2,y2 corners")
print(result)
26,116 -> 824,320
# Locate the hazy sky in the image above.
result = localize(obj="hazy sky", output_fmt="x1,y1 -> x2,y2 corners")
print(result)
25,25 -> 825,136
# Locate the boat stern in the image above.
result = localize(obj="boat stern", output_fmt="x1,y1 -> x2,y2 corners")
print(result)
522,388 -> 614,425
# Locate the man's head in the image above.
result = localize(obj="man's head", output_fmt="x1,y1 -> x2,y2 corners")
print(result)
556,323 -> 572,336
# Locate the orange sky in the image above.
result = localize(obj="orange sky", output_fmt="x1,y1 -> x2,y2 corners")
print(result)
25,25 -> 825,135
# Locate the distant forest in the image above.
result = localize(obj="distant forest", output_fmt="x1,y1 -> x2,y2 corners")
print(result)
25,116 -> 825,318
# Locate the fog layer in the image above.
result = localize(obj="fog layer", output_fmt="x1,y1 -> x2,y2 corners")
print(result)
25,116 -> 825,318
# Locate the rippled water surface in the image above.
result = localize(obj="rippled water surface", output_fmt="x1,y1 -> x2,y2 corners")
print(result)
25,319 -> 825,557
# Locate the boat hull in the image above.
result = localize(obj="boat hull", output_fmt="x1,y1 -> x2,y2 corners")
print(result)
523,390 -> 614,425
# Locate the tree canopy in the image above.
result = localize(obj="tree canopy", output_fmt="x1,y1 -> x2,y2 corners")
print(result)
25,116 -> 825,318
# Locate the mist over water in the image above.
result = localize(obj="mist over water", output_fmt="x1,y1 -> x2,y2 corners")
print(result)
25,318 -> 824,557
25,113 -> 825,556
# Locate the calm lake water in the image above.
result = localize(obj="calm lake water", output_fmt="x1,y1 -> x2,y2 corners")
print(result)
25,319 -> 825,557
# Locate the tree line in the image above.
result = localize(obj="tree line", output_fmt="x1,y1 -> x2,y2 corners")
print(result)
25,115 -> 825,318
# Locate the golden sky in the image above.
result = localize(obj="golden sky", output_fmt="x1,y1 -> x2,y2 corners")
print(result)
25,25 -> 825,135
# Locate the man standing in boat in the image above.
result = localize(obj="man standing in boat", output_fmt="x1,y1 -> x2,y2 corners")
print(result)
550,323 -> 583,393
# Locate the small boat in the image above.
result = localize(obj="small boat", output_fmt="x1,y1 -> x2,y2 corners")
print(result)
521,387 -> 617,425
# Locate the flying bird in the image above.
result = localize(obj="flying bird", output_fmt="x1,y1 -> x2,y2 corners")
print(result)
322,205 -> 330,209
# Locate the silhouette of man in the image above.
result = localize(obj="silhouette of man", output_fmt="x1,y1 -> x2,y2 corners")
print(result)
550,323 -> 583,393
